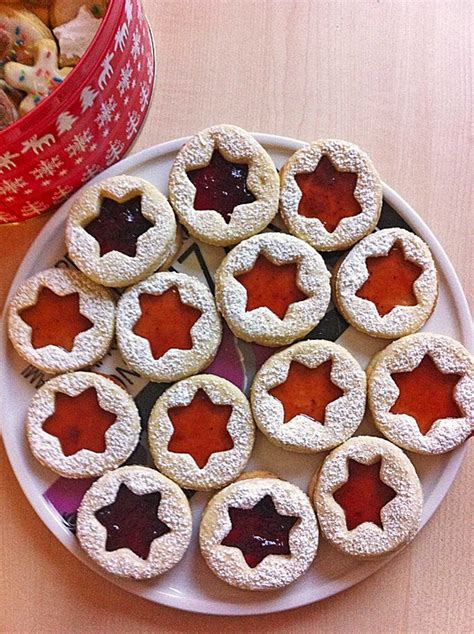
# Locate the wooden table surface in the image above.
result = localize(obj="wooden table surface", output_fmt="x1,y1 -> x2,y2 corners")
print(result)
1,1 -> 472,632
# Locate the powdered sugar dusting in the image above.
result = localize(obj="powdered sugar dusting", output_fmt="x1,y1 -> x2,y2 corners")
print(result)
76,466 -> 192,579
148,374 -> 255,490
199,477 -> 319,590
280,139 -> 383,251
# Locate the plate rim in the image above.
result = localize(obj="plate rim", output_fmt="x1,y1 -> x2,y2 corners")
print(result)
1,133 -> 472,616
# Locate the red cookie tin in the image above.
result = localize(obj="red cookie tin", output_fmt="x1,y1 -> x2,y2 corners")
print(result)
0,0 -> 155,224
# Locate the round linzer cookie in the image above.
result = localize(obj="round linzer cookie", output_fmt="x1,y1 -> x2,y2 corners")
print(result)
116,272 -> 222,383
148,375 -> 255,491
333,228 -> 438,339
27,372 -> 141,478
280,139 -> 383,251
66,175 -> 177,288
215,233 -> 331,347
199,475 -> 319,590
311,436 -> 423,558
8,268 -> 115,374
168,124 -> 279,246
367,333 -> 474,454
251,340 -> 366,453
76,466 -> 193,580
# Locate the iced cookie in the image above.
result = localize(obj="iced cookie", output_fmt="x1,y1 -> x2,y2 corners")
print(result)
116,272 -> 222,383
0,4 -> 53,65
333,228 -> 438,339
148,375 -> 255,491
51,0 -> 108,28
367,333 -> 474,454
76,466 -> 193,580
279,139 -> 383,251
8,267 -> 115,374
251,340 -> 366,453
66,175 -> 177,288
311,436 -> 423,558
215,233 -> 331,347
168,124 -> 279,246
53,5 -> 101,66
4,38 -> 72,115
27,371 -> 141,478
199,475 -> 319,590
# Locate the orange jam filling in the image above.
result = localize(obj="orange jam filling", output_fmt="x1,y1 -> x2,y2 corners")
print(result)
19,287 -> 93,351
333,459 -> 396,531
132,288 -> 202,360
355,242 -> 423,317
235,253 -> 307,320
167,389 -> 233,469
269,360 -> 344,424
42,387 -> 117,457
390,354 -> 463,435
295,155 -> 361,233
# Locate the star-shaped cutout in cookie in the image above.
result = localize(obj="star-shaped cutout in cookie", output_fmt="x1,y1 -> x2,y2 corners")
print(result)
235,253 -> 308,320
187,149 -> 256,223
390,354 -> 463,435
20,287 -> 93,351
269,359 -> 344,424
333,460 -> 397,531
85,195 -> 153,257
221,495 -> 298,568
167,389 -> 234,469
355,242 -> 423,317
132,288 -> 202,360
295,155 -> 361,233
42,387 -> 117,457
95,483 -> 170,560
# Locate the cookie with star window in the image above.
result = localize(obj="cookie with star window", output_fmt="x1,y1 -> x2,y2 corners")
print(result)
199,475 -> 319,590
76,466 -> 193,579
168,124 -> 279,246
367,333 -> 474,454
311,436 -> 423,558
26,372 -> 141,478
7,267 -> 115,374
280,139 -> 383,251
215,233 -> 331,347
116,272 -> 222,383
251,340 -> 366,453
148,374 -> 255,490
333,228 -> 438,339
66,175 -> 177,288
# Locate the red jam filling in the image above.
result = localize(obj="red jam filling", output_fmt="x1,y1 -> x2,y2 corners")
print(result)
269,359 -> 344,424
42,387 -> 117,457
187,149 -> 256,223
333,460 -> 396,531
390,354 -> 463,434
167,389 -> 233,469
221,495 -> 298,568
355,242 -> 423,317
132,288 -> 202,360
19,287 -> 93,351
295,155 -> 361,233
95,484 -> 170,560
235,253 -> 307,319
84,195 -> 153,257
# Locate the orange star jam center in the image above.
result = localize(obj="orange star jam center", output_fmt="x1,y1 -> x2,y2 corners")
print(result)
295,155 -> 361,233
269,360 -> 344,424
42,387 -> 117,457
390,354 -> 463,435
333,460 -> 397,531
19,286 -> 93,351
235,254 -> 308,320
355,242 -> 423,317
167,389 -> 234,469
132,288 -> 202,360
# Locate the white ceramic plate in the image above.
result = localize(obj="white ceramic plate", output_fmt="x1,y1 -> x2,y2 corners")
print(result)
1,134 -> 472,616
